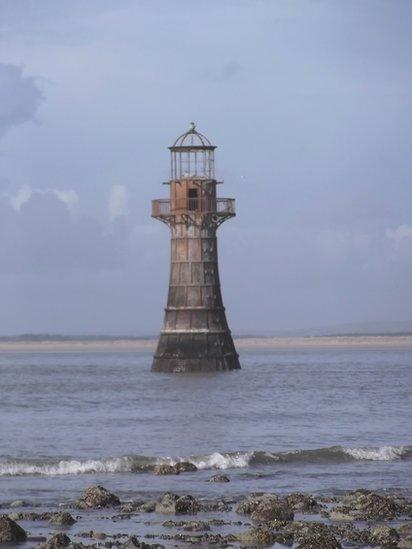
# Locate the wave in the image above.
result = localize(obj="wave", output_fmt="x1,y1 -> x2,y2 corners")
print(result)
0,445 -> 410,477
342,446 -> 407,461
0,456 -> 140,477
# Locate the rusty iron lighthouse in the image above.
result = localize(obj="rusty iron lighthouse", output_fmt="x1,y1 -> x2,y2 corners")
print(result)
151,123 -> 241,372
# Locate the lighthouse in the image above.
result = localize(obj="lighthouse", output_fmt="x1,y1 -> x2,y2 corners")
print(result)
151,124 -> 241,372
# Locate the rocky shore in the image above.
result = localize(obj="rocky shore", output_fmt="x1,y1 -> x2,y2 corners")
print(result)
1,483 -> 412,548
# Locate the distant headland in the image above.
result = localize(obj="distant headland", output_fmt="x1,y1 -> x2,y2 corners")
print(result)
1,333 -> 412,352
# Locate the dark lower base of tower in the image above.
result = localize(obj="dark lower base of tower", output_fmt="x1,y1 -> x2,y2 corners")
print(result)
151,331 -> 241,373
152,355 -> 240,373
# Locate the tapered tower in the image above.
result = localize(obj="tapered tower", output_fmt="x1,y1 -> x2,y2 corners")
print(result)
151,123 -> 240,372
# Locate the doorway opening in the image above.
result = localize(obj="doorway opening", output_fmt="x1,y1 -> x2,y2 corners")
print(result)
188,188 -> 198,211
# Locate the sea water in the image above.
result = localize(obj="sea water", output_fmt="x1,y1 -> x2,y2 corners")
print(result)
0,348 -> 411,505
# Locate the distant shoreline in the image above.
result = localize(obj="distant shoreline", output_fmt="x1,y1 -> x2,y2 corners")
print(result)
1,334 -> 412,352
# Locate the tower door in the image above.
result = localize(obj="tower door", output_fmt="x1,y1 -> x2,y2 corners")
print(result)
188,188 -> 198,211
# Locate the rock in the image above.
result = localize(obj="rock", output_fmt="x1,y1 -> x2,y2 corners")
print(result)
328,511 -> 356,522
251,499 -> 294,523
209,474 -> 230,483
319,496 -> 339,504
155,493 -> 179,514
119,500 -> 156,513
236,493 -> 278,515
38,532 -> 71,548
163,519 -> 210,531
8,511 -> 52,521
0,514 -> 27,542
122,537 -> 143,549
76,485 -> 120,509
181,520 -> 210,532
9,500 -> 26,508
119,502 -> 142,513
339,490 -> 409,520
290,522 -> 342,549
296,532 -> 342,549
174,462 -> 197,473
49,511 -> 76,526
199,499 -> 232,512
122,535 -> 164,548
79,531 -> 97,539
331,523 -> 372,545
155,493 -> 199,515
175,495 -> 199,515
93,532 -> 107,540
238,526 -> 276,546
162,520 -> 178,527
284,493 -> 322,513
370,525 -> 400,547
208,518 -> 231,526
399,537 -> 412,549
153,464 -> 180,475
398,524 -> 412,549
139,501 -> 156,513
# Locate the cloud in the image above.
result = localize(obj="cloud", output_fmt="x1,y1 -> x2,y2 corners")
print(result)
0,183 -> 162,277
8,184 -> 32,210
0,63 -> 43,138
6,185 -> 78,211
0,189 -> 127,275
53,189 -> 79,209
386,224 -> 412,248
108,184 -> 129,221
0,184 -> 167,334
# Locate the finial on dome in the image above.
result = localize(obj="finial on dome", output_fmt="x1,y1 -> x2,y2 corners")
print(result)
189,122 -> 196,132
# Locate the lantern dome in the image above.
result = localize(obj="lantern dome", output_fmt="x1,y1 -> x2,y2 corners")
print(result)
170,122 -> 215,150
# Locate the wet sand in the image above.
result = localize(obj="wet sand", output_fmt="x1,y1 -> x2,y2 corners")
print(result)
1,334 -> 412,352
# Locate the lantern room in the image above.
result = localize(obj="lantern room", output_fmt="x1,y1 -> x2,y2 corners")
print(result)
169,122 -> 216,180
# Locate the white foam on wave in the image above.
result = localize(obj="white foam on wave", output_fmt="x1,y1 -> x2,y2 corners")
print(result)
168,452 -> 252,470
1,445 -> 409,476
0,456 -> 133,477
343,445 -> 405,461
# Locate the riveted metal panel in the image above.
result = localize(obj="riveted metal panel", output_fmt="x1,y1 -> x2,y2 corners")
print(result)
187,286 -> 202,307
204,262 -> 216,285
179,262 -> 191,284
176,309 -> 191,330
171,263 -> 180,285
175,239 -> 187,261
188,238 -> 202,261
191,310 -> 208,330
201,238 -> 216,261
165,310 -> 177,330
201,286 -> 215,308
191,262 -> 204,285
173,286 -> 186,307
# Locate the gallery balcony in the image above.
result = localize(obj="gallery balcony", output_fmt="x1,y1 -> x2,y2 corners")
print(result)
152,197 -> 236,220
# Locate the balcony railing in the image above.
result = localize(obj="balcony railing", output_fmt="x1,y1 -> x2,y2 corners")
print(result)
152,197 -> 235,218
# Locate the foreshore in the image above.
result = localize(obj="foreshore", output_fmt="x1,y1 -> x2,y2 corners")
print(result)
1,483 -> 411,548
1,334 -> 412,352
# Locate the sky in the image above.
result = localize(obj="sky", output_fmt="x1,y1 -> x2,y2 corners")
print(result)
0,0 -> 411,335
